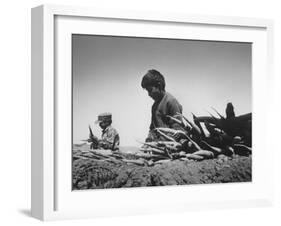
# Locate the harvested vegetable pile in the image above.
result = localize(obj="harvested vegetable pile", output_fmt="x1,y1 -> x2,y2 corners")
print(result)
73,103 -> 252,189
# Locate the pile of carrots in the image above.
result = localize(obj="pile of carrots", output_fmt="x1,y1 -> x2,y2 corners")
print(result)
138,102 -> 252,164
77,103 -> 252,166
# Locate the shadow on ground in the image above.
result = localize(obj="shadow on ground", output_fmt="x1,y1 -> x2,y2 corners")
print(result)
18,209 -> 31,217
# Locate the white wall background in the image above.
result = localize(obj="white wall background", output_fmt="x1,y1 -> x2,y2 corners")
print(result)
0,0 -> 280,225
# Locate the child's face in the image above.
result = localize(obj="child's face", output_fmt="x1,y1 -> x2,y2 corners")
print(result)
146,85 -> 162,101
99,121 -> 109,130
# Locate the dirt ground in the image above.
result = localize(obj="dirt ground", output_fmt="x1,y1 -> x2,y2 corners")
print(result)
72,154 -> 252,190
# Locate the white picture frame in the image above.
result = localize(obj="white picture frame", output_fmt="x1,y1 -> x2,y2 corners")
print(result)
31,4 -> 274,221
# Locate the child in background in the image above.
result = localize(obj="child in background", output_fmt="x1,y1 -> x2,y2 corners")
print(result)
94,112 -> 120,151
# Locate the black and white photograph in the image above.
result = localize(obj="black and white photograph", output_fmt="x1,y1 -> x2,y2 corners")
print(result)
72,34 -> 252,190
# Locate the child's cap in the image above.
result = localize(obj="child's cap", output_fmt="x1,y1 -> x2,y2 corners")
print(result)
95,112 -> 112,124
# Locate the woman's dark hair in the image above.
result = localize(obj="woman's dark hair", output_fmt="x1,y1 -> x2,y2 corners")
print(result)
141,69 -> 166,91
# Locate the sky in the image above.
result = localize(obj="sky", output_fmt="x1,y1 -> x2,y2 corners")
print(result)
72,34 -> 251,146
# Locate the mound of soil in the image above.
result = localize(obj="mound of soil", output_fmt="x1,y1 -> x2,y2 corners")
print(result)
72,155 -> 251,190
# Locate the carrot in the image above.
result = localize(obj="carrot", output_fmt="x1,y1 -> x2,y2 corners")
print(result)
201,141 -> 223,154
192,113 -> 206,138
185,154 -> 204,161
154,159 -> 172,164
73,155 -> 88,160
233,136 -> 242,144
166,115 -> 184,126
174,113 -> 192,130
139,141 -> 165,151
157,141 -> 182,147
178,114 -> 193,127
224,146 -> 234,156
149,147 -> 166,154
155,127 -> 178,134
211,107 -> 225,119
192,150 -> 214,158
182,114 -> 201,135
234,144 -> 252,152
182,133 -> 201,151
155,128 -> 176,142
